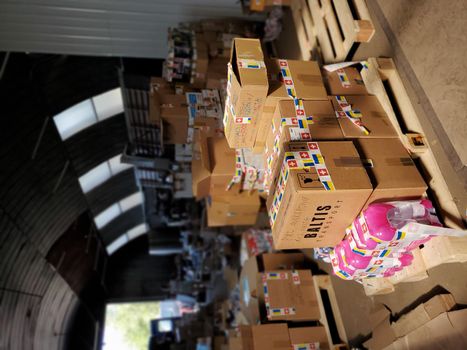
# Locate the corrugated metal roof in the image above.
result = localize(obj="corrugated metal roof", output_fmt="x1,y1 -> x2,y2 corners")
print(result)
0,0 -> 247,58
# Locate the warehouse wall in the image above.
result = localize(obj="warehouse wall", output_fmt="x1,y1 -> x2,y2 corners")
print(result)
0,0 -> 248,58
0,52 -> 156,349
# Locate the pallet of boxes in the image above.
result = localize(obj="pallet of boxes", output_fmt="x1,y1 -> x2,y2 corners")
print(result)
210,38 -> 467,349
217,37 -> 356,350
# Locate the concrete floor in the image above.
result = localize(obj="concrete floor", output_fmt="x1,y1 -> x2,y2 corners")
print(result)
326,0 -> 467,345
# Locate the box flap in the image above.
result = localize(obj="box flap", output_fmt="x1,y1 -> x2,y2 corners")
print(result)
232,38 -> 268,87
332,95 -> 398,138
265,59 -> 327,101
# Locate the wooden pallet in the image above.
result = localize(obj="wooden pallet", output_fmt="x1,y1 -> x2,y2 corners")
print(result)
313,275 -> 348,349
289,0 -> 375,62
361,57 -> 465,229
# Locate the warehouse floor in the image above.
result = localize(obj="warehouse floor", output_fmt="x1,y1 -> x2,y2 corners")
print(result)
315,0 -> 467,345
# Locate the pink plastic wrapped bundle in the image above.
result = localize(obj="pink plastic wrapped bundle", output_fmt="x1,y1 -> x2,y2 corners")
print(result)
330,239 -> 413,280
349,199 -> 441,256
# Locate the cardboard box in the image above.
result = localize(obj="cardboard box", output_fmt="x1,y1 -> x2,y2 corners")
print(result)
224,38 -> 268,148
192,34 -> 209,88
252,324 -> 290,350
150,76 -> 174,95
331,95 -> 398,139
207,57 -> 229,93
257,269 -> 320,322
192,131 -> 211,199
206,191 -> 260,227
228,336 -> 243,350
213,336 -> 227,350
322,66 -> 368,95
264,99 -> 344,195
391,294 -> 456,338
239,326 -> 254,350
208,136 -> 238,195
269,141 -> 373,249
254,59 -> 328,151
289,326 -> 329,350
239,253 -> 305,325
159,94 -> 188,144
401,309 -> 467,350
355,138 -> 427,207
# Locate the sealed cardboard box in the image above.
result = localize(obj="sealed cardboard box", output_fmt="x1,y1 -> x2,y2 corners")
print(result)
322,66 -> 368,95
252,324 -> 290,350
206,191 -> 260,227
192,131 -> 211,199
264,99 -> 344,195
224,38 -> 268,148
239,253 -> 305,325
257,269 -> 320,322
254,59 -> 328,151
331,95 -> 398,139
269,141 -> 373,249
289,326 -> 329,350
355,138 -> 427,207
243,253 -> 304,318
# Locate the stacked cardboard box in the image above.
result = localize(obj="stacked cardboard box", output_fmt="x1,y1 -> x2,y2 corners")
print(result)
219,42 -> 432,251
239,253 -> 307,324
229,318 -> 329,349
149,81 -> 223,145
191,130 -> 261,226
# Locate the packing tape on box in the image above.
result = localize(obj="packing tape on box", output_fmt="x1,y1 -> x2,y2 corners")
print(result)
227,149 -> 265,191
335,96 -> 370,135
293,343 -> 320,350
337,68 -> 351,88
263,271 -> 288,280
268,142 -> 335,228
227,149 -> 245,190
385,157 -> 415,166
262,271 -> 301,284
278,59 -> 314,130
238,59 -> 265,69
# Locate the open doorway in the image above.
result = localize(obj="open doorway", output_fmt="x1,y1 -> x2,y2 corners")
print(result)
103,301 -> 161,350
